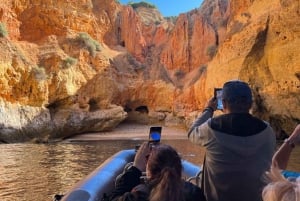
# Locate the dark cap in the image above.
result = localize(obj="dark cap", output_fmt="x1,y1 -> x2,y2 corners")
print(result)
222,80 -> 252,103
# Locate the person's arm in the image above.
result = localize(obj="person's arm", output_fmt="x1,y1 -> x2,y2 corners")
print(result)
272,124 -> 300,170
108,143 -> 150,201
108,166 -> 142,201
187,97 -> 217,139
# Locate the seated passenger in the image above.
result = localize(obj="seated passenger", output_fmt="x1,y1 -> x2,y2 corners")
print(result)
108,142 -> 204,201
262,124 -> 300,201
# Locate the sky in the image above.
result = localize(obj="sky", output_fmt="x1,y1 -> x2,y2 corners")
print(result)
119,0 -> 204,17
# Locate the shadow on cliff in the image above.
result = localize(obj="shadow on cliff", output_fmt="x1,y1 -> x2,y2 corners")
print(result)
239,17 -> 298,139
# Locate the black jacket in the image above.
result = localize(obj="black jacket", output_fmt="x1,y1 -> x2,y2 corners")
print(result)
108,166 -> 204,201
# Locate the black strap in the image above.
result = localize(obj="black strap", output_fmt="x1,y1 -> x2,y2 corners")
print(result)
199,154 -> 207,201
53,194 -> 64,201
101,193 -> 109,201
201,155 -> 205,189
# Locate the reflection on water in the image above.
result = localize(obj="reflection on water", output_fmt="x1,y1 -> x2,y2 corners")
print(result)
0,140 -> 299,201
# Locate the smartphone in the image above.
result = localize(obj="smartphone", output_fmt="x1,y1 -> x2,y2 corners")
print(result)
149,126 -> 162,144
214,88 -> 223,110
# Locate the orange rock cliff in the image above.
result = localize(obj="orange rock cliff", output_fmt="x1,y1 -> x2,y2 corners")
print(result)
0,0 -> 299,142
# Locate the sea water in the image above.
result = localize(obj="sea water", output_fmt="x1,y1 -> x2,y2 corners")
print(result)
0,140 -> 299,201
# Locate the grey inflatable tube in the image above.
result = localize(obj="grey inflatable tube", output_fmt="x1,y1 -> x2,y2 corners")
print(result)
61,149 -> 136,201
59,146 -> 300,201
60,149 -> 203,201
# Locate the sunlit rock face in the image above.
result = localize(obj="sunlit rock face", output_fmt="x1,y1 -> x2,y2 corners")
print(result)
199,0 -> 300,138
0,0 -> 299,142
0,100 -> 127,143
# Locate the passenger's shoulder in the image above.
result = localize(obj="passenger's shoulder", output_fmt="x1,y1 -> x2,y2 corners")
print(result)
183,181 -> 205,201
183,181 -> 201,194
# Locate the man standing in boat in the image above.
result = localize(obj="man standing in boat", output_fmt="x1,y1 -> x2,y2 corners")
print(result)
187,80 -> 276,201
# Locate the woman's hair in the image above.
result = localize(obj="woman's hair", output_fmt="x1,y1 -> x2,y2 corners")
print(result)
147,144 -> 184,201
262,167 -> 300,201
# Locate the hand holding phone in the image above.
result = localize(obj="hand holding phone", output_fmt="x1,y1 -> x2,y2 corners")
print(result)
214,88 -> 223,110
135,127 -> 162,152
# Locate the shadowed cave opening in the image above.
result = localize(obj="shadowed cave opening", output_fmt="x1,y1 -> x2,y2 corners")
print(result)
135,106 -> 149,113
124,105 -> 150,124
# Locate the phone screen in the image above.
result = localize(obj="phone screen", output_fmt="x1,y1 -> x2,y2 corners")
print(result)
149,126 -> 162,143
214,88 -> 223,110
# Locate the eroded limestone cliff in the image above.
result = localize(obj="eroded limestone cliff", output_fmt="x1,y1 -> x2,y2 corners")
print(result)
0,0 -> 299,142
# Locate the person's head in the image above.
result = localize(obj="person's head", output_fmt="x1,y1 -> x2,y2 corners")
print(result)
262,167 -> 300,201
146,144 -> 184,201
222,80 -> 253,113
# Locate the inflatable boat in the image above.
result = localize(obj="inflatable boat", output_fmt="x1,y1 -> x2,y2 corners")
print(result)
58,149 -> 300,201
58,149 -> 201,201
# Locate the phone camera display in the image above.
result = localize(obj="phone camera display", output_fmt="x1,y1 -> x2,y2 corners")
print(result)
149,132 -> 161,142
149,126 -> 162,143
214,88 -> 223,110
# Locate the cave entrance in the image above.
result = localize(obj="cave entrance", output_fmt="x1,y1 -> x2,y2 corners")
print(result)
124,105 -> 149,124
135,105 -> 149,113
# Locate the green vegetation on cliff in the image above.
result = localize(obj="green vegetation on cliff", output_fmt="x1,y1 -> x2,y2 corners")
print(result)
0,23 -> 8,37
77,32 -> 101,57
127,1 -> 156,9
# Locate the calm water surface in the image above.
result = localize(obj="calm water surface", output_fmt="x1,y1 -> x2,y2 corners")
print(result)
0,140 -> 299,201
0,139 -> 204,201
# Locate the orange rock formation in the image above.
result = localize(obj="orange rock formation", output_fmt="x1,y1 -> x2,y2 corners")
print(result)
0,0 -> 299,142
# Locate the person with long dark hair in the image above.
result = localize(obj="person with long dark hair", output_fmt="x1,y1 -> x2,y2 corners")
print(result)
108,142 -> 204,201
